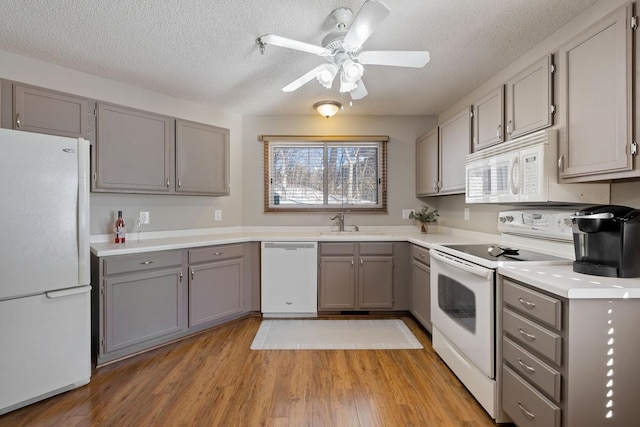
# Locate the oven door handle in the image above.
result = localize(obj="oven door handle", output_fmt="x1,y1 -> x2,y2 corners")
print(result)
431,250 -> 493,280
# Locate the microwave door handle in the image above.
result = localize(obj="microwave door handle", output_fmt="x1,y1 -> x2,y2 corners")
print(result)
509,156 -> 520,195
431,251 -> 493,280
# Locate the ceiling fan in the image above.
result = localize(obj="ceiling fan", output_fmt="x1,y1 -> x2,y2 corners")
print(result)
256,0 -> 430,100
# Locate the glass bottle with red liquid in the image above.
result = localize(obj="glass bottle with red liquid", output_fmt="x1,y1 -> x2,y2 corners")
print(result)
114,210 -> 126,244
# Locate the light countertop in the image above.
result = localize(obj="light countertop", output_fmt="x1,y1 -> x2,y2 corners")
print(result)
90,225 -> 493,257
499,264 -> 640,299
90,226 -> 640,300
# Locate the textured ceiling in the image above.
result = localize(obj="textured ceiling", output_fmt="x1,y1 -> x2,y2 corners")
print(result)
0,0 -> 599,116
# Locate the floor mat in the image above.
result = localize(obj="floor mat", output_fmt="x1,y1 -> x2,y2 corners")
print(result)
250,319 -> 424,350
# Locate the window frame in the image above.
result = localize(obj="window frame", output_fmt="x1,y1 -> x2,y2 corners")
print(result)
261,135 -> 389,213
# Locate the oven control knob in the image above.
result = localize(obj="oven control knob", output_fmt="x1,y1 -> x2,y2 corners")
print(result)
505,215 -> 514,223
499,216 -> 506,223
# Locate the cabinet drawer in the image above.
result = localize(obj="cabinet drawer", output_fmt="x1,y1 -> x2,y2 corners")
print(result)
411,245 -> 430,265
502,365 -> 561,427
104,251 -> 183,276
503,308 -> 562,364
189,244 -> 244,264
359,242 -> 393,255
504,279 -> 561,329
320,243 -> 357,256
503,336 -> 561,401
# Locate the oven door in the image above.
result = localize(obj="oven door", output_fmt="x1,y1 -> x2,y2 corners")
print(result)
430,250 -> 495,378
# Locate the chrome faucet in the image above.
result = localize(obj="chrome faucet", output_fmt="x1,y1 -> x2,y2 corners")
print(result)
330,212 -> 345,231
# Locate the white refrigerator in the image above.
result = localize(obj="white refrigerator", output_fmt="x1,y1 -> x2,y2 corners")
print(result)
0,128 -> 91,415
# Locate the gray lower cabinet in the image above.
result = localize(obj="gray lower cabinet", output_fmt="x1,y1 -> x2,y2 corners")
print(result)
92,243 -> 258,366
500,276 -> 640,426
92,250 -> 187,365
188,244 -> 244,328
410,245 -> 431,332
94,102 -> 174,193
176,119 -> 230,195
1,81 -> 93,142
318,242 -> 394,311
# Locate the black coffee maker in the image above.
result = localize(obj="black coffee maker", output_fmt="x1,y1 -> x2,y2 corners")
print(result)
572,205 -> 640,277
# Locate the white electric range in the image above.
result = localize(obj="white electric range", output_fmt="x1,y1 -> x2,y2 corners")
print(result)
429,209 -> 576,422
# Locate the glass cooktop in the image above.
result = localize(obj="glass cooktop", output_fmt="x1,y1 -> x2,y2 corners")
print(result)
441,243 -> 568,262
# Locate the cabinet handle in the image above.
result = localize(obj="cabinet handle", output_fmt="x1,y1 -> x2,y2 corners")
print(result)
496,124 -> 501,139
178,179 -> 181,188
360,259 -> 363,265
139,261 -> 154,265
351,259 -> 354,266
179,271 -> 183,282
433,182 -> 439,191
437,181 -> 442,189
517,403 -> 536,419
558,155 -> 564,172
518,328 -> 536,341
166,177 -> 170,188
518,297 -> 536,309
419,253 -> 425,258
517,358 -> 536,373
15,113 -> 21,128
214,252 -> 223,256
190,268 -> 194,280
507,120 -> 513,135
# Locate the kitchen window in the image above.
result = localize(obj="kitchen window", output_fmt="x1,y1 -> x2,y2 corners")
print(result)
261,135 -> 388,212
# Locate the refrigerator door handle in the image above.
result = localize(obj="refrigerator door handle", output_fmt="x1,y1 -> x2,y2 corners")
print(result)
77,138 -> 90,285
46,285 -> 92,299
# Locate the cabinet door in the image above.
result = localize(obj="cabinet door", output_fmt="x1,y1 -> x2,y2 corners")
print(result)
176,119 -> 230,195
473,86 -> 504,151
438,107 -> 471,194
189,258 -> 243,327
415,128 -> 439,196
318,256 -> 356,310
95,103 -> 174,193
505,55 -> 553,140
104,267 -> 184,353
13,84 -> 90,140
358,255 -> 393,309
558,5 -> 632,179
411,260 -> 431,332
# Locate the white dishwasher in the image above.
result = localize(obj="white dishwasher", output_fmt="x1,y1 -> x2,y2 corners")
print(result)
261,242 -> 318,318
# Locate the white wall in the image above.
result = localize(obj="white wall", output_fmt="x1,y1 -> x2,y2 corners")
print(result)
242,114 -> 436,227
0,50 -> 243,234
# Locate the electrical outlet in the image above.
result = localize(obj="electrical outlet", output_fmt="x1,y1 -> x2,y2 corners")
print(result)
214,210 -> 222,221
464,208 -> 470,221
139,211 -> 150,224
402,209 -> 415,219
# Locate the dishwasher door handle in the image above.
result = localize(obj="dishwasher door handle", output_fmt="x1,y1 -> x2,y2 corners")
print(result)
262,242 -> 316,250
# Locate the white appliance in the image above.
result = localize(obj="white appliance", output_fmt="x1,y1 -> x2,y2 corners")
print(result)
261,242 -> 318,318
430,210 -> 575,422
0,129 -> 91,415
465,129 -> 609,204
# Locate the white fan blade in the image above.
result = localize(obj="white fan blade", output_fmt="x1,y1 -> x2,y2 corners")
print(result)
282,64 -> 328,92
342,0 -> 390,52
350,80 -> 368,100
259,34 -> 330,56
357,51 -> 431,68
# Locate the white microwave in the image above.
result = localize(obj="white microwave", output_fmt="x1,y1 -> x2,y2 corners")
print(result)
465,129 -> 610,204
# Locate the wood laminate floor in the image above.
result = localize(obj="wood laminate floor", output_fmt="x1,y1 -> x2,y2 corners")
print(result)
0,315 -> 501,427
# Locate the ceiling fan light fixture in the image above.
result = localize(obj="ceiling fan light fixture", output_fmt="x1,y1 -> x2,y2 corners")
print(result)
314,101 -> 342,118
316,64 -> 339,88
342,60 -> 364,82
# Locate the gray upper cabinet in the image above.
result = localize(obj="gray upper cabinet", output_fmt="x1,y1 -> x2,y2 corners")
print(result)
176,119 -> 230,195
473,86 -> 504,151
505,55 -> 553,140
12,83 -> 92,141
558,5 -> 634,181
415,128 -> 439,196
94,102 -> 174,193
438,107 -> 471,194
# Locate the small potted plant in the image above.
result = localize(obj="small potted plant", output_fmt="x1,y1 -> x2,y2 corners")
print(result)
409,205 -> 439,233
